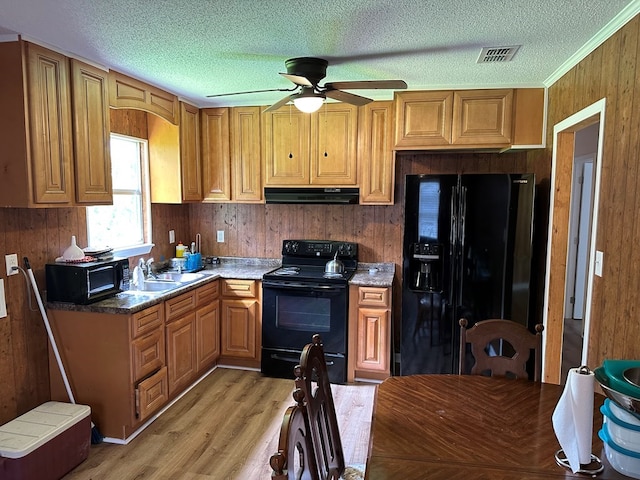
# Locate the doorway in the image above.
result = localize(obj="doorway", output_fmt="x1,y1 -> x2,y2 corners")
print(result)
561,129 -> 598,383
543,99 -> 606,384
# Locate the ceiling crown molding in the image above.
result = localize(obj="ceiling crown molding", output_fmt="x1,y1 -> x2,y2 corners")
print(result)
544,0 -> 640,86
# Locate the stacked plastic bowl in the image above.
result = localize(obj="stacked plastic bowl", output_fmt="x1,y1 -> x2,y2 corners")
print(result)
595,360 -> 640,478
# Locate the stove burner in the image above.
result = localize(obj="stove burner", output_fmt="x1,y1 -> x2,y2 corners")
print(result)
273,266 -> 300,276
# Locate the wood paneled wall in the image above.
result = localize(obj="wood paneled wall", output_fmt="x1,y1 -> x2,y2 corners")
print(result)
540,14 -> 640,380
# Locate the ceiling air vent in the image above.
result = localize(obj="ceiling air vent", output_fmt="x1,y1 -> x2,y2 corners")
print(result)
477,45 -> 520,63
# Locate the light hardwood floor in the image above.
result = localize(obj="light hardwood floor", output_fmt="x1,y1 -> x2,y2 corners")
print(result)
63,367 -> 376,479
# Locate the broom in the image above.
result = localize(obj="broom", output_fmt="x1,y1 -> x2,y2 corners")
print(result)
23,257 -> 104,444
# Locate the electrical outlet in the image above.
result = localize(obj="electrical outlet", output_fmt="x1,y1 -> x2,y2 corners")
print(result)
5,254 -> 18,276
169,230 -> 175,244
217,230 -> 225,243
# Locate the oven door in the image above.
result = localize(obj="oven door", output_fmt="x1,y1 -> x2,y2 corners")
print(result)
262,280 -> 347,354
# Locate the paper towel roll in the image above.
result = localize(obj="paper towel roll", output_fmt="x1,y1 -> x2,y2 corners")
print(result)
552,367 -> 595,473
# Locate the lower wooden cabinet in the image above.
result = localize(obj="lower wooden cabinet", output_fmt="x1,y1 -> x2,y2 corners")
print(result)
47,303 -> 167,440
165,281 -> 220,397
47,280 -> 221,441
348,285 -> 392,382
219,279 -> 261,368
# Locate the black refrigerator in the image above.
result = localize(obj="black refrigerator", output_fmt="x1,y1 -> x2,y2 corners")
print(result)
400,173 -> 535,375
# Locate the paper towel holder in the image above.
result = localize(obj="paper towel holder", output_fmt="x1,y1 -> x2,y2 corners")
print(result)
554,365 -> 604,475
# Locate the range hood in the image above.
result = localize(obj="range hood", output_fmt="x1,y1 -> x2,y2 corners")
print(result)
264,187 -> 359,205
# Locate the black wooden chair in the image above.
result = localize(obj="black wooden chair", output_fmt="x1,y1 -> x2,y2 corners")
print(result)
459,318 -> 544,381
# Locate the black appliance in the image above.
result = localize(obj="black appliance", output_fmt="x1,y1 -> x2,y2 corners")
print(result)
45,258 -> 130,304
261,240 -> 358,383
401,173 -> 535,375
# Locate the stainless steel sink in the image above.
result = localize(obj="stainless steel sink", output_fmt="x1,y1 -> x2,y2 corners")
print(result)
124,279 -> 182,295
153,272 -> 206,283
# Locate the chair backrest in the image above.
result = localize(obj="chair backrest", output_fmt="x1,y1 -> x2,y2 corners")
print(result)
295,334 -> 345,480
270,388 -> 319,480
459,318 -> 544,381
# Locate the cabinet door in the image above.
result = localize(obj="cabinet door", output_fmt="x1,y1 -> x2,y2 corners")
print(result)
263,108 -> 311,185
201,108 -> 231,201
180,102 -> 203,201
231,106 -> 262,202
221,299 -> 257,359
196,300 -> 220,371
70,59 -> 112,204
311,103 -> 357,185
166,313 -> 196,395
356,307 -> 390,373
358,101 -> 394,204
394,91 -> 453,148
26,43 -> 74,204
451,89 -> 513,146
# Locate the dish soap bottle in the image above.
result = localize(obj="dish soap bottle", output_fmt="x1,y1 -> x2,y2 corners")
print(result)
176,242 -> 186,258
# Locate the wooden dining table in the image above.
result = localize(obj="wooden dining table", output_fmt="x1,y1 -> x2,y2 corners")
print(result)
364,375 -> 628,479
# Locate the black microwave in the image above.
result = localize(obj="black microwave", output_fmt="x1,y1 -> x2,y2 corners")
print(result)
45,258 -> 130,304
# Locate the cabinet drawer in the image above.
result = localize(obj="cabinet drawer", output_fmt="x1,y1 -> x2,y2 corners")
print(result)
132,330 -> 165,382
136,366 -> 168,421
131,304 -> 164,338
165,290 -> 197,323
221,279 -> 256,298
196,280 -> 219,307
358,287 -> 390,308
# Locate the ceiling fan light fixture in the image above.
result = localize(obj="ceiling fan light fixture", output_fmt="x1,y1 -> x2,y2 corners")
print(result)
292,89 -> 325,113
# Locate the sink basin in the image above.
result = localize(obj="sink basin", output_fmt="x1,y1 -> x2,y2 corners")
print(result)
124,279 -> 182,295
153,272 -> 206,283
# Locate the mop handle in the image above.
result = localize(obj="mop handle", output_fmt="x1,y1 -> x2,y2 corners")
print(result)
24,257 -> 76,404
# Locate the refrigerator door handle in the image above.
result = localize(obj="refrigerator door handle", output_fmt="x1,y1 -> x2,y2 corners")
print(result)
450,186 -> 457,247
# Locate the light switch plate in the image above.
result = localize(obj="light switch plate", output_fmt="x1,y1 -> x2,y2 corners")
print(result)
169,230 -> 175,244
0,279 -> 6,319
595,250 -> 604,277
217,230 -> 224,243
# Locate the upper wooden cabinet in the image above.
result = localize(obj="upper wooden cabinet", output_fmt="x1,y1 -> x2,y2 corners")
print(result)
358,101 -> 395,205
70,59 -> 112,204
109,70 -> 179,124
394,89 -> 544,150
148,101 -> 202,203
201,106 -> 262,203
0,40 -> 112,207
263,103 -> 358,186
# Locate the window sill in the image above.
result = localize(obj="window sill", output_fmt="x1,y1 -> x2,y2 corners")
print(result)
113,243 -> 155,259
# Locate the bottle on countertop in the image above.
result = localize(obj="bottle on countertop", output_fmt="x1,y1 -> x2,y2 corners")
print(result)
176,242 -> 186,258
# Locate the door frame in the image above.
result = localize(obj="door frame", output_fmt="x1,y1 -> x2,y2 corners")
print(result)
542,98 -> 606,383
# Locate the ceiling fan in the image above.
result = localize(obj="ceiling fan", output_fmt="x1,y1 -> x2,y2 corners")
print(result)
207,57 -> 407,113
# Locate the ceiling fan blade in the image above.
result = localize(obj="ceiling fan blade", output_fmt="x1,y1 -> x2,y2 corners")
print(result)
324,80 -> 407,90
279,73 -> 314,87
325,89 -> 372,106
207,87 -> 296,98
263,94 -> 294,113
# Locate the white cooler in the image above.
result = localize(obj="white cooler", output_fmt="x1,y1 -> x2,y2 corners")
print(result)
0,402 -> 91,480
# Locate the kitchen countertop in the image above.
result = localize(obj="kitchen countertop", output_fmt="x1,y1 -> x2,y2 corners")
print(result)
46,258 -> 395,315
46,257 -> 281,315
350,262 -> 395,287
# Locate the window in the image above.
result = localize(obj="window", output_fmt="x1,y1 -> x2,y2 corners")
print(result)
86,134 -> 152,256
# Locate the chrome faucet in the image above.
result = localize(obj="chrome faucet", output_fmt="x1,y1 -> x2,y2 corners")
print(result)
146,257 -> 155,278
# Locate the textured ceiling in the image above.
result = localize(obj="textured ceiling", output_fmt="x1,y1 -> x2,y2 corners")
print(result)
0,0 -> 637,108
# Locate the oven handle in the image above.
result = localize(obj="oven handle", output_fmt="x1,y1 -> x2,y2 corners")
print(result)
262,280 -> 346,292
271,353 -> 335,367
